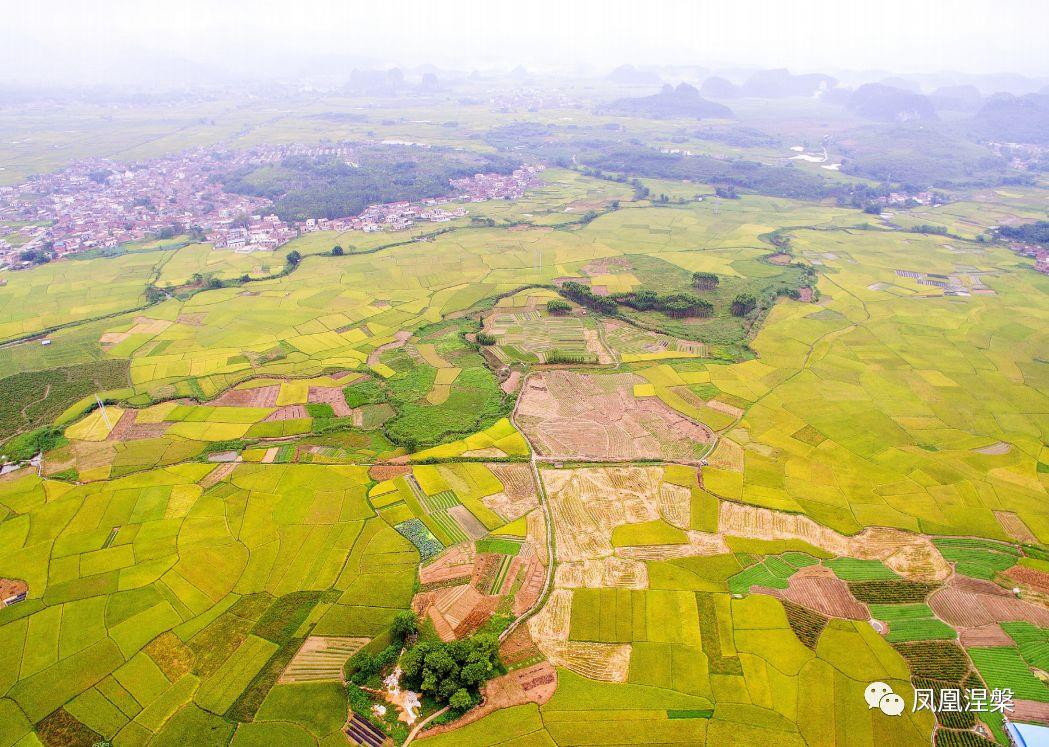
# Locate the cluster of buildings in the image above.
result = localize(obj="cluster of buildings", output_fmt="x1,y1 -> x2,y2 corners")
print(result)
1008,242 -> 1049,275
209,164 -> 543,251
987,141 -> 1049,171
0,143 -> 543,265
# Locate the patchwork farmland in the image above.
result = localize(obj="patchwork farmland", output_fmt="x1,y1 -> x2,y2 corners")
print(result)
0,97 -> 1047,747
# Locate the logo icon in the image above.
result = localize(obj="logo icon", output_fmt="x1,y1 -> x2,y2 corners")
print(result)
865,682 -> 904,716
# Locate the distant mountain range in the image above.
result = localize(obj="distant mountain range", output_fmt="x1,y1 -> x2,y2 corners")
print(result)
599,83 -> 733,120
968,93 -> 1049,144
698,69 -> 836,99
847,84 -> 938,122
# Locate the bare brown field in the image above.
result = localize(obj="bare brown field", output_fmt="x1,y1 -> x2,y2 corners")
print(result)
757,565 -> 868,620
1010,701 -> 1049,724
214,385 -> 279,407
265,405 -> 308,421
0,578 -> 28,604
517,372 -> 710,461
449,504 -> 488,540
1005,566 -> 1049,595
514,553 -> 546,616
308,386 -> 353,416
929,576 -> 1049,627
958,624 -> 1014,647
419,544 -> 475,586
500,370 -> 522,394
369,464 -> 411,481
200,462 -> 237,488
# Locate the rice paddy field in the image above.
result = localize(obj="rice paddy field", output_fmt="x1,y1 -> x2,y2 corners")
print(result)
0,101 -> 1048,746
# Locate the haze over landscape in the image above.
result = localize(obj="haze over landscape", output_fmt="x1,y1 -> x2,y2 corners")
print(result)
0,2 -> 1048,746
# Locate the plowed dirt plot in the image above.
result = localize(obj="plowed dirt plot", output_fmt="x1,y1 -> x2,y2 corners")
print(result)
1011,701 -> 1049,723
1005,566 -> 1049,594
265,404 -> 308,420
517,371 -> 710,461
214,385 -> 280,407
929,576 -> 1049,627
0,578 -> 28,602
959,624 -> 1014,647
369,464 -> 411,481
308,386 -> 353,416
514,555 -> 546,616
419,544 -> 476,586
759,565 -> 869,620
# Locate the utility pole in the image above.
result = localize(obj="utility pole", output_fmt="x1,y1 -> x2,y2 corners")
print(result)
96,395 -> 112,430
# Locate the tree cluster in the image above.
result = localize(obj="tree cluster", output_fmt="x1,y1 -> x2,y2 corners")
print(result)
998,220 -> 1049,245
559,281 -> 618,314
731,293 -> 757,317
546,299 -> 572,315
400,632 -> 503,713
692,272 -> 720,290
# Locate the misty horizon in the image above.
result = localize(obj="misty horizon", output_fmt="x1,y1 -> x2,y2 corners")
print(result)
4,0 -> 1049,91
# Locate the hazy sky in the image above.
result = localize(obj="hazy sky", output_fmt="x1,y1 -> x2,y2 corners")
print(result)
4,0 -> 1049,85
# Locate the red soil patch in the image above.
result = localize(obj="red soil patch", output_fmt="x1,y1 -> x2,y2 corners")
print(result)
768,252 -> 792,265
514,553 -> 546,617
929,576 -> 1049,628
500,370 -> 522,395
757,565 -> 868,620
798,287 -> 814,303
0,578 -> 28,604
958,624 -> 1015,647
1011,700 -> 1049,724
367,330 -> 411,367
454,596 -> 498,638
472,554 -> 503,592
1005,566 -> 1049,595
213,385 -> 280,407
419,545 -> 475,586
265,405 -> 308,421
369,464 -> 411,481
308,386 -> 353,417
106,410 -> 137,441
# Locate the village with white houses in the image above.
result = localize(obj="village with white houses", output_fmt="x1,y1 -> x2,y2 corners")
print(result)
0,142 -> 543,269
